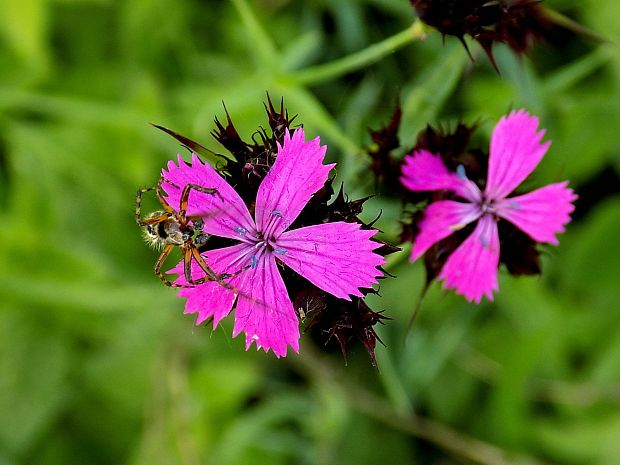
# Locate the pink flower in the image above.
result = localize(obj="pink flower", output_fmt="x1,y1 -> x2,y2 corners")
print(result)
400,109 -> 577,303
161,129 -> 385,357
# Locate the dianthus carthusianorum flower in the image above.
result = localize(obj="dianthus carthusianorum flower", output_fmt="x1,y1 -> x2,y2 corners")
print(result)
162,128 -> 385,357
401,110 -> 577,302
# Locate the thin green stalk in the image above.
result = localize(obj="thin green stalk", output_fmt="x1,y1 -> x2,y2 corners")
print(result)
291,20 -> 427,86
543,47 -> 614,95
542,6 -> 610,44
230,0 -> 279,69
405,281 -> 429,334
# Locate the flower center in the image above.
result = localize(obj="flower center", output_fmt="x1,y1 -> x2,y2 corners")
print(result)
479,197 -> 497,216
236,210 -> 289,268
253,232 -> 278,253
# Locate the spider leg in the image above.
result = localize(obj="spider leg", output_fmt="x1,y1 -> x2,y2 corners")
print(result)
136,184 -> 176,226
188,246 -> 229,285
136,186 -> 173,226
135,186 -> 157,225
219,264 -> 252,281
154,183 -> 175,214
161,177 -> 181,190
154,244 -> 185,287
178,244 -> 237,290
180,245 -> 197,286
137,211 -> 173,227
179,183 -> 221,218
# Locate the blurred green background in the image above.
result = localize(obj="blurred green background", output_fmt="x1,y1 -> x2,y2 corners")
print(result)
1,0 -> 619,464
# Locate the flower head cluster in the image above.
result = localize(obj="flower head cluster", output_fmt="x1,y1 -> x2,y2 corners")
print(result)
157,99 -> 392,361
400,110 -> 577,302
410,0 -> 554,69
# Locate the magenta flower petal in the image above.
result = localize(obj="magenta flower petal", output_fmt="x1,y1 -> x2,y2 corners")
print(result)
486,110 -> 551,201
276,222 -> 385,300
162,154 -> 256,240
496,181 -> 577,245
170,243 -> 253,327
438,215 -> 500,303
400,149 -> 481,201
232,253 -> 300,358
255,129 -> 335,237
410,200 -> 482,261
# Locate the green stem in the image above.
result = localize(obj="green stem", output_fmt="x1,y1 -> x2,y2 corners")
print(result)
291,20 -> 426,86
541,6 -> 609,44
230,0 -> 279,68
405,281 -> 429,334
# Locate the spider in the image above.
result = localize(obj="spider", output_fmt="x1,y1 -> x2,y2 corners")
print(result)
135,179 -> 248,290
